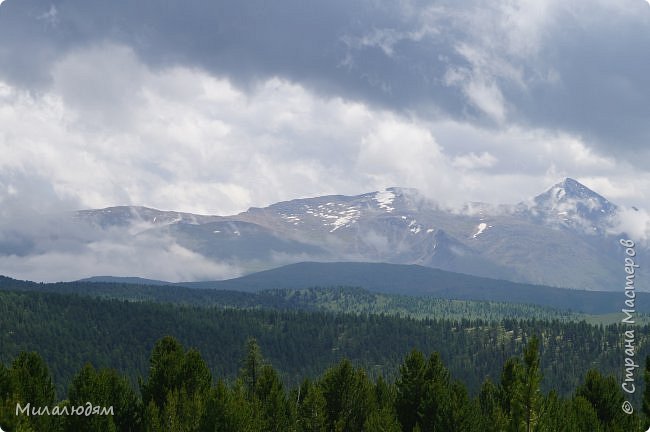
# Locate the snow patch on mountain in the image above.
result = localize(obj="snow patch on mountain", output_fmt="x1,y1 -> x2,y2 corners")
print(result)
331,211 -> 360,232
300,202 -> 361,232
280,214 -> 302,226
408,219 -> 422,234
472,223 -> 487,238
374,189 -> 395,212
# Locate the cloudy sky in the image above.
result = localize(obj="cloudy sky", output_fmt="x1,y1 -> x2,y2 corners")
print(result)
1,0 -> 650,280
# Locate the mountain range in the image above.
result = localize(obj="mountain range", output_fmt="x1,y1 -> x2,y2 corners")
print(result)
67,178 -> 645,291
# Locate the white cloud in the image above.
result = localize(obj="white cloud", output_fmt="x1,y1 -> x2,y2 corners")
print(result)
2,43 -> 649,214
0,237 -> 241,283
342,24 -> 439,57
609,206 -> 650,243
452,152 -> 497,170
36,5 -> 58,26
2,41 -> 650,280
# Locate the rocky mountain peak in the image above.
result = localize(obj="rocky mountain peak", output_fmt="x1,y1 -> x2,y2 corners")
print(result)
529,178 -> 616,229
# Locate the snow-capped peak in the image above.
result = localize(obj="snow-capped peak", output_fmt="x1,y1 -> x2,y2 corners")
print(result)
535,178 -> 614,211
527,178 -> 616,231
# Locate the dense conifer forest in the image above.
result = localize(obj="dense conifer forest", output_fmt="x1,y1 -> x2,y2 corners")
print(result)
1,282 -> 649,430
1,288 -> 649,397
1,335 -> 650,431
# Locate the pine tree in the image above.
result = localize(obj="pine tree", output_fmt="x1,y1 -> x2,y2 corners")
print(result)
643,355 -> 650,429
418,352 -> 453,432
143,400 -> 163,432
256,364 -> 291,432
240,337 -> 264,400
295,379 -> 327,432
375,375 -> 396,410
0,363 -> 15,431
10,352 -> 55,407
363,406 -> 402,432
569,395 -> 602,432
395,349 -> 427,432
10,352 -> 56,432
576,369 -> 636,432
67,364 -> 140,432
140,336 -> 210,432
141,336 -> 185,411
320,359 -> 375,432
499,356 -> 524,431
478,378 -> 508,432
520,335 -> 542,432
199,380 -> 229,432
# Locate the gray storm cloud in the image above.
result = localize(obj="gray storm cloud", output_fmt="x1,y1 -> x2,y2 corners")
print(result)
0,40 -> 646,215
1,0 -> 650,280
1,0 -> 649,159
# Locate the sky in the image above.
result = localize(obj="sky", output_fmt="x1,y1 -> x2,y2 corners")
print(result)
1,0 -> 650,281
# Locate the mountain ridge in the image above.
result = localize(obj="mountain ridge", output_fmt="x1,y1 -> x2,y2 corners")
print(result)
4,260 -> 648,314
6,178 -> 645,291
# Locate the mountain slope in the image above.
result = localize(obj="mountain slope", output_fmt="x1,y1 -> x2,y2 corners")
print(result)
176,261 -> 646,314
6,178 -> 643,291
0,274 -> 586,322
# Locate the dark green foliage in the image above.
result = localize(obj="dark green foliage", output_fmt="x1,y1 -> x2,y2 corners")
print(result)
198,379 -> 261,432
320,359 -> 376,431
520,335 -> 543,432
576,369 -> 636,431
139,336 -> 211,432
66,364 -> 140,432
478,379 -> 508,432
240,337 -> 264,400
395,350 -> 427,432
1,288 -> 649,405
256,365 -> 292,432
10,352 -> 55,408
0,335 -> 648,431
4,273 -> 649,320
0,275 -> 593,323
375,375 -> 396,410
499,356 -> 524,427
642,356 -> 650,430
567,395 -> 602,432
141,336 -> 186,409
295,379 -> 327,432
2,277 -> 650,431
419,352 -> 453,431
5,352 -> 56,432
0,363 -> 11,401
363,406 -> 402,432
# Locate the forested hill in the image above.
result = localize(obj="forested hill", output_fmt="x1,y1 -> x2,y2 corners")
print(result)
96,261 -> 650,313
0,288 -> 648,402
0,275 -> 590,322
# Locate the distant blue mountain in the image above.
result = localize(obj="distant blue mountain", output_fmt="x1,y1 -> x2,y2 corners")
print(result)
78,276 -> 171,285
176,261 -> 642,314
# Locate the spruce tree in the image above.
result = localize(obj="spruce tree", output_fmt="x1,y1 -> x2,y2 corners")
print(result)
395,349 -> 427,432
520,336 -> 542,432
643,355 -> 650,429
